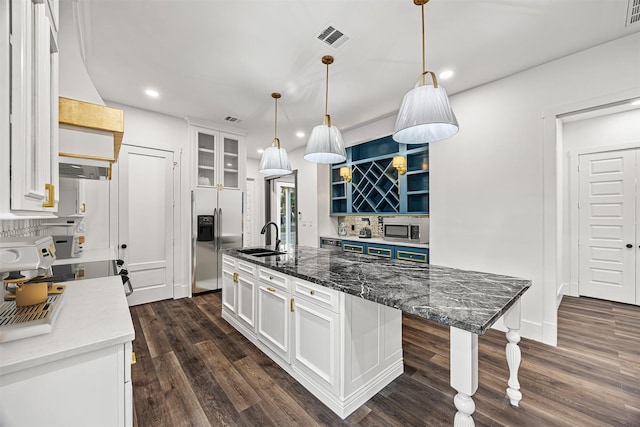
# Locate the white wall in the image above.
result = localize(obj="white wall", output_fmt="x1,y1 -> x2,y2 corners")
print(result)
245,147 -> 322,247
324,32 -> 640,345
245,158 -> 263,246
562,108 -> 640,296
288,147 -> 320,247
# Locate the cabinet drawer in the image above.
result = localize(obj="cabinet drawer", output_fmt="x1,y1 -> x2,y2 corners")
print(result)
238,260 -> 255,276
367,245 -> 393,258
258,267 -> 289,292
294,279 -> 340,313
343,243 -> 365,254
396,249 -> 429,263
222,255 -> 236,268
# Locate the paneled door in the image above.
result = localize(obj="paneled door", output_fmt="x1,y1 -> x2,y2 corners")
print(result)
118,145 -> 177,306
578,149 -> 638,304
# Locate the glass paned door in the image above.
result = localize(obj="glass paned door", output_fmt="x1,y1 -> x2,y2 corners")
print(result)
277,182 -> 296,246
197,132 -> 215,187
223,137 -> 239,188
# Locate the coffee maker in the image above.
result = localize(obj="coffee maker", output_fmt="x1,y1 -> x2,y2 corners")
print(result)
1,236 -> 57,306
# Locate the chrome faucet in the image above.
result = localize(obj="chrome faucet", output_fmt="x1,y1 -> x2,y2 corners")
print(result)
260,221 -> 281,252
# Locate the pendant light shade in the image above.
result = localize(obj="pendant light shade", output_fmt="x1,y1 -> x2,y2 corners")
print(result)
259,93 -> 292,176
393,0 -> 459,144
304,56 -> 347,164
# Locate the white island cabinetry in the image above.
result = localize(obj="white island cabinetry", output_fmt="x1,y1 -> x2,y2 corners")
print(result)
221,254 -> 403,419
0,277 -> 135,427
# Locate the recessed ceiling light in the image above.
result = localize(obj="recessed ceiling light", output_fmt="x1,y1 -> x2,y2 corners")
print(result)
145,89 -> 159,98
631,99 -> 640,106
257,148 -> 264,154
439,70 -> 454,80
296,131 -> 305,138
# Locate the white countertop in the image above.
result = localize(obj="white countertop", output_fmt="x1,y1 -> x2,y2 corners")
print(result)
321,235 -> 429,249
0,276 -> 134,375
52,247 -> 118,266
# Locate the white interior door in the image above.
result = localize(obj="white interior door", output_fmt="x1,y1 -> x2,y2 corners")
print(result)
578,149 -> 638,304
119,145 -> 175,306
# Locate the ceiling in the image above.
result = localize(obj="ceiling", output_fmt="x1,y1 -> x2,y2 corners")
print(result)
72,0 -> 639,159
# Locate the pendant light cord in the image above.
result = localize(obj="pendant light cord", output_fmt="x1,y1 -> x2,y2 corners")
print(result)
325,61 -> 329,117
421,2 -> 426,85
274,96 -> 278,142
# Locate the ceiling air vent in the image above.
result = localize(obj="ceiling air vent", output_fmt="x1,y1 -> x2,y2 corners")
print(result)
316,25 -> 350,49
627,0 -> 640,25
224,116 -> 242,123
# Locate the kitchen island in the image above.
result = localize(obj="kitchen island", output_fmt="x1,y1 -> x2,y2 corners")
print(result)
223,245 -> 531,426
0,277 -> 135,427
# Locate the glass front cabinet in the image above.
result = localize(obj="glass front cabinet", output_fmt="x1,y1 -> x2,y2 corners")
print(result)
188,119 -> 246,190
330,135 -> 429,215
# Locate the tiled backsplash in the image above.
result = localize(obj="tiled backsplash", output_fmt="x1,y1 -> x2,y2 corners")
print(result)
338,215 -> 383,238
0,219 -> 49,238
336,215 -> 430,239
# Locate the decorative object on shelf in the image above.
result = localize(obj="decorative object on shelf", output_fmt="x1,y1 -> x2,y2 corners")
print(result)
392,156 -> 407,175
259,93 -> 292,175
304,56 -> 347,164
392,0 -> 459,144
339,166 -> 352,182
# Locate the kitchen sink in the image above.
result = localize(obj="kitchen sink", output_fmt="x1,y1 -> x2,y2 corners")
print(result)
238,248 -> 272,255
237,248 -> 286,257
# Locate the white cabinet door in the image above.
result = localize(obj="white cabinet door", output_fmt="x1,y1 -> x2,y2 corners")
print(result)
189,120 -> 245,191
221,259 -> 237,313
220,133 -> 240,189
236,263 -> 256,331
293,297 -> 340,395
257,285 -> 291,363
57,177 -> 86,216
0,343 -> 130,427
7,0 -> 58,213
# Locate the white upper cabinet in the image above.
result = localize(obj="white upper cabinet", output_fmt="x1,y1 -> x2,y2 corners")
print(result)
1,0 -> 59,217
187,118 -> 246,191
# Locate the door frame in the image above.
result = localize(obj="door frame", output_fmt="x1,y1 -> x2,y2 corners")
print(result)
541,87 -> 640,346
568,142 -> 640,299
110,141 -> 183,300
263,171 -> 298,246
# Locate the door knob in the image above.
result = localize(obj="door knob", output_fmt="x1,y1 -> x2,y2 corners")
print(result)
626,244 -> 633,248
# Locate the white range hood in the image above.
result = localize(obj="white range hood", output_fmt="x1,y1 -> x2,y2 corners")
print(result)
58,97 -> 124,180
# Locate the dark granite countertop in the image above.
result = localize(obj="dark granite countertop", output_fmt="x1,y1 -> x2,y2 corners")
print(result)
223,245 -> 531,335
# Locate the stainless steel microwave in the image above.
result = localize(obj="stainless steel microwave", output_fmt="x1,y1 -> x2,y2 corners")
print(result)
382,217 -> 429,244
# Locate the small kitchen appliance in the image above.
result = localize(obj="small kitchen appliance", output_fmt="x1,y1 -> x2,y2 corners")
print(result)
0,236 -> 66,342
382,217 -> 429,244
358,227 -> 372,238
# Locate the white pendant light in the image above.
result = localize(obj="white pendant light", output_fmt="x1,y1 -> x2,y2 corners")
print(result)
304,55 -> 347,164
393,0 -> 459,144
259,93 -> 292,176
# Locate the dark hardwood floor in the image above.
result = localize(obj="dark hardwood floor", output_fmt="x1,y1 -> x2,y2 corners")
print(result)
130,293 -> 640,427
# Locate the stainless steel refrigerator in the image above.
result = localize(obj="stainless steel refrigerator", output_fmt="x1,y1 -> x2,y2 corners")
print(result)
192,188 -> 243,294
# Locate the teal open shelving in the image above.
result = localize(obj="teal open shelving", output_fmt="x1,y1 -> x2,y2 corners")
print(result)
330,135 -> 429,215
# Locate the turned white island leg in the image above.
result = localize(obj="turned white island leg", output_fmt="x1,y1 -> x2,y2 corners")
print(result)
503,300 -> 522,407
450,327 -> 478,427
